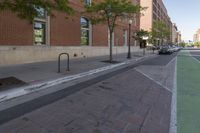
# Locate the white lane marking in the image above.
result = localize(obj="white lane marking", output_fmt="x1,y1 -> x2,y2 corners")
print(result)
190,54 -> 200,57
180,54 -> 200,57
186,50 -> 200,64
0,58 -> 139,103
134,68 -> 172,93
166,56 -> 177,67
190,55 -> 200,64
169,57 -> 177,133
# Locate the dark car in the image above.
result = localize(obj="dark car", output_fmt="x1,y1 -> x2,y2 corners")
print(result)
158,45 -> 173,54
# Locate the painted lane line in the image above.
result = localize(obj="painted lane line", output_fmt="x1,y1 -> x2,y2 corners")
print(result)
166,56 -> 177,67
179,54 -> 200,57
169,57 -> 177,133
190,55 -> 200,64
186,51 -> 200,64
134,68 -> 172,93
190,54 -> 200,57
0,58 -> 138,103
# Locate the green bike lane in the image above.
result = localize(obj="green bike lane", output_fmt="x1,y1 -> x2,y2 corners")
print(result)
177,50 -> 200,133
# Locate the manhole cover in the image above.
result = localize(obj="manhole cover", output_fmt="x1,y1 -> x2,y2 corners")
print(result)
0,77 -> 26,91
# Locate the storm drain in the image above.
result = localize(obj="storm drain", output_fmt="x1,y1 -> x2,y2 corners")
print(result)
0,77 -> 26,91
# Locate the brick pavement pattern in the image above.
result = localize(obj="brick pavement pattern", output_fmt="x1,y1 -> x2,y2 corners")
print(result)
0,69 -> 172,133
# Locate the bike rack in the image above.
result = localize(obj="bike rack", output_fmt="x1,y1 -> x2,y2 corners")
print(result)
58,53 -> 70,73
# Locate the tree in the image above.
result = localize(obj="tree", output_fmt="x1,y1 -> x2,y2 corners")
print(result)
151,20 -> 170,46
194,42 -> 200,47
178,42 -> 186,47
134,29 -> 149,55
135,29 -> 149,42
85,0 -> 143,63
0,0 -> 74,22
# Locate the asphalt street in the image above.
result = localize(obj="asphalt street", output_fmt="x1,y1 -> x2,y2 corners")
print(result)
0,52 -> 178,133
189,50 -> 200,61
139,52 -> 178,66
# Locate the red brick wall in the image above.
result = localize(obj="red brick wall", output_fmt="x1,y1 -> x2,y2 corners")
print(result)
92,24 -> 108,46
0,0 -> 140,46
115,25 -> 127,46
50,0 -> 84,46
0,11 -> 33,45
50,12 -> 81,46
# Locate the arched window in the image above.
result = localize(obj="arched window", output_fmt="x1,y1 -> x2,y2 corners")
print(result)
81,17 -> 90,45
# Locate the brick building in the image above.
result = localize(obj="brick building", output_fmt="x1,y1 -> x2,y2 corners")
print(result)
193,29 -> 200,42
0,0 -> 140,65
140,0 -> 172,44
172,23 -> 178,44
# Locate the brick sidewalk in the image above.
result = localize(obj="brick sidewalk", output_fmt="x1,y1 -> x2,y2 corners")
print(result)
0,50 -> 175,133
0,68 -> 171,133
0,51 -> 155,85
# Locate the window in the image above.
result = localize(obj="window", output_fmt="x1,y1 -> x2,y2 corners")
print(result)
84,0 -> 91,5
153,5 -> 157,13
33,7 -> 48,45
81,17 -> 90,45
34,21 -> 46,45
35,7 -> 46,18
153,13 -> 157,20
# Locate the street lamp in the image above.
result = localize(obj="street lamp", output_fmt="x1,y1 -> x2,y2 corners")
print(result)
127,19 -> 133,59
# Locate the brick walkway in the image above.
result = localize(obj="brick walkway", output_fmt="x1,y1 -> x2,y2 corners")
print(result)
0,52 -> 153,84
0,68 -> 172,133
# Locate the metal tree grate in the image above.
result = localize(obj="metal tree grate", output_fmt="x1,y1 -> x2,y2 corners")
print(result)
0,77 -> 26,91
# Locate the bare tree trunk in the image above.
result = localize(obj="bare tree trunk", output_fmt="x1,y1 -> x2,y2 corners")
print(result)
109,30 -> 113,63
161,38 -> 163,45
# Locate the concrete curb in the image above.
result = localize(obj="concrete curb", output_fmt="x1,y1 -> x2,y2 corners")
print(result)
0,56 -> 151,103
169,57 -> 177,133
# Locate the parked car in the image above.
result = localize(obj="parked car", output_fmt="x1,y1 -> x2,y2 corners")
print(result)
171,45 -> 180,52
158,45 -> 173,54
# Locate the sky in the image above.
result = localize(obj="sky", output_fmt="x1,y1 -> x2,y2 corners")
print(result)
163,0 -> 200,41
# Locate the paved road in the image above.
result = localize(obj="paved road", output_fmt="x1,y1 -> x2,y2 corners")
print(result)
139,52 -> 178,66
190,50 -> 200,61
0,53 -> 178,133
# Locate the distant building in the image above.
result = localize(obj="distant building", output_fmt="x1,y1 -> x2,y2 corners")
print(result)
172,23 -> 178,44
177,31 -> 182,44
193,29 -> 200,42
140,0 -> 172,45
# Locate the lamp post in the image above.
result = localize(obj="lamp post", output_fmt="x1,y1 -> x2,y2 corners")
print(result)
127,19 -> 133,59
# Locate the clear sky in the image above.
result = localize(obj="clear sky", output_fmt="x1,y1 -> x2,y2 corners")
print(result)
163,0 -> 200,41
